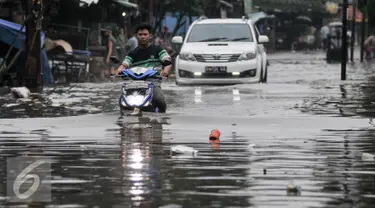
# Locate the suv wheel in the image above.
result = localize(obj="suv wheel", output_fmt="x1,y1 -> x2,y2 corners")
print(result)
259,68 -> 264,83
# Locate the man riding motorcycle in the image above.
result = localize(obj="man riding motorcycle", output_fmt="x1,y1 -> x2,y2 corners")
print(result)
115,22 -> 172,113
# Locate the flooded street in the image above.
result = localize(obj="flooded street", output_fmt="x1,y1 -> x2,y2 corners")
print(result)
1,51 -> 375,207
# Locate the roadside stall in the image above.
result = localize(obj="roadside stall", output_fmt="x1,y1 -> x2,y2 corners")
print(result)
46,24 -> 95,83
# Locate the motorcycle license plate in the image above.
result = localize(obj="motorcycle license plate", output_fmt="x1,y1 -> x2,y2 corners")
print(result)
205,66 -> 227,73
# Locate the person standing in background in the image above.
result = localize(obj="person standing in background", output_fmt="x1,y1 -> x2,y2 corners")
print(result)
102,27 -> 118,81
126,29 -> 138,53
320,24 -> 329,50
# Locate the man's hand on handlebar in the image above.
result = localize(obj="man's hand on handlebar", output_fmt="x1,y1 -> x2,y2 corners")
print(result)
115,63 -> 127,75
160,70 -> 169,78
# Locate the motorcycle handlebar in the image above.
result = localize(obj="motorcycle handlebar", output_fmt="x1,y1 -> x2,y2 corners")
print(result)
110,74 -> 167,80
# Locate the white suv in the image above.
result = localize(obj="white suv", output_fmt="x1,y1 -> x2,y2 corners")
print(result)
172,16 -> 269,85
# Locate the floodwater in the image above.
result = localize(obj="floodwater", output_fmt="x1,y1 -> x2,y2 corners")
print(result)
1,51 -> 375,207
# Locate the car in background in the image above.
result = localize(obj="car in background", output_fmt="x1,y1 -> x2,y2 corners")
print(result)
171,16 -> 269,85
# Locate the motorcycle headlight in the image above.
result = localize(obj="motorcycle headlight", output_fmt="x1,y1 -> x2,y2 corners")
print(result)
179,52 -> 197,61
237,52 -> 257,61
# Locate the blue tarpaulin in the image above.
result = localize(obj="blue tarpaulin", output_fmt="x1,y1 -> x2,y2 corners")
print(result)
0,19 -> 53,85
0,18 -> 45,49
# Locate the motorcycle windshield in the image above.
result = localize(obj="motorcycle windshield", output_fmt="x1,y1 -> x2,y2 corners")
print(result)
130,67 -> 149,74
123,67 -> 159,80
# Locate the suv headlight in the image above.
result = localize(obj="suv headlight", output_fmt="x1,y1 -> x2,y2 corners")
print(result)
179,52 -> 197,61
237,52 -> 257,61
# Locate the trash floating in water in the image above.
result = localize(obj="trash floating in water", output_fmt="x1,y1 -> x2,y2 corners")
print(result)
170,145 -> 198,156
362,153 -> 375,161
286,182 -> 301,196
11,87 -> 30,98
248,144 -> 256,148
248,143 -> 257,154
209,129 -> 220,140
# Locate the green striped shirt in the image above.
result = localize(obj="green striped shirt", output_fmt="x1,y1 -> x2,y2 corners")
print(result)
123,44 -> 170,69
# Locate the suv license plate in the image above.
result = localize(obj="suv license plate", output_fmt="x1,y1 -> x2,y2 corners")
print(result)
205,66 -> 227,73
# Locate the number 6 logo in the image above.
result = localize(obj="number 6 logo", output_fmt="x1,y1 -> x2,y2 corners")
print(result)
13,160 -> 47,199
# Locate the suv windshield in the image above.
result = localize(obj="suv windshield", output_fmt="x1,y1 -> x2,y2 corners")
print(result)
187,23 -> 254,42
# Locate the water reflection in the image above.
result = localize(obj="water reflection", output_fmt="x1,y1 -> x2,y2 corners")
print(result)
194,87 -> 203,103
233,88 -> 241,102
340,84 -> 347,99
315,129 -> 375,207
117,119 -> 164,207
165,138 -> 253,207
0,116 -> 168,207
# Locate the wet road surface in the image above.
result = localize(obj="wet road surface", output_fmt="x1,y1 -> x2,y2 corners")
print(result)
1,51 -> 375,207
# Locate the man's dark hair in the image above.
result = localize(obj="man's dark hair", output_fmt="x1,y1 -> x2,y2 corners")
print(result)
135,22 -> 152,34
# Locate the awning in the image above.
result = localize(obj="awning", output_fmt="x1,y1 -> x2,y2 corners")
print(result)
0,18 -> 45,49
113,0 -> 138,9
347,5 -> 367,22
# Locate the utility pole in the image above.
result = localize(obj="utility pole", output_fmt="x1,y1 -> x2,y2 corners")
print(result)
25,0 -> 43,91
341,0 -> 348,80
350,0 -> 356,62
359,0 -> 367,62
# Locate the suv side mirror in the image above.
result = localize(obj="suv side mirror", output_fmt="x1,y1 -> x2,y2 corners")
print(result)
172,36 -> 183,44
258,35 -> 269,44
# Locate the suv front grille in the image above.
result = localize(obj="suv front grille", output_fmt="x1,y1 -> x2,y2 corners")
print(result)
194,54 -> 241,62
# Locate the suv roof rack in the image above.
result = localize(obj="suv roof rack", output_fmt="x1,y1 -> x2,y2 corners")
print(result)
242,15 -> 249,21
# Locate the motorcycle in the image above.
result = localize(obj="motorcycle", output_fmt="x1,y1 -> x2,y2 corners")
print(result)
110,57 -> 171,116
